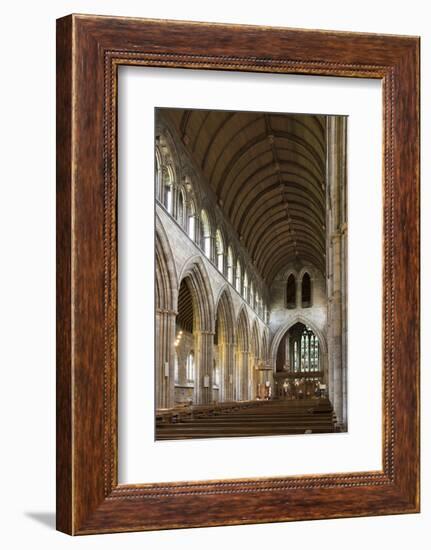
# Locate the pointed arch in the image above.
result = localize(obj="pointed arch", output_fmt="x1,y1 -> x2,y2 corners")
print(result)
215,285 -> 236,344
155,217 -> 178,311
155,218 -> 178,409
176,185 -> 186,227
155,125 -> 181,180
215,285 -> 236,402
270,315 -> 327,370
286,273 -> 297,309
178,256 -> 215,333
251,318 -> 260,359
155,146 -> 162,202
236,305 -> 251,351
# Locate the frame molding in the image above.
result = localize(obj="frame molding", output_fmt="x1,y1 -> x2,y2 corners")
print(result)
56,14 -> 420,534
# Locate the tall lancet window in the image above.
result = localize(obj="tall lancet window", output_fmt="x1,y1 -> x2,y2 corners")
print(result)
188,200 -> 196,241
286,274 -> 296,309
243,271 -> 249,301
155,148 -> 162,201
235,260 -> 242,293
201,210 -> 212,259
299,326 -> 320,371
215,229 -> 224,272
227,247 -> 234,284
301,272 -> 312,308
250,282 -> 255,308
163,165 -> 174,214
177,188 -> 185,227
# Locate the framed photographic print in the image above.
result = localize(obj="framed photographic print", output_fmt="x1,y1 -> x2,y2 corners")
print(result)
56,14 -> 420,534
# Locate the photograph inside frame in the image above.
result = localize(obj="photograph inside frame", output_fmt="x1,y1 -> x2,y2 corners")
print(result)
154,107 -> 347,441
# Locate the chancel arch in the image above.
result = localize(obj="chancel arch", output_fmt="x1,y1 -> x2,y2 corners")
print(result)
271,317 -> 328,401
271,316 -> 327,365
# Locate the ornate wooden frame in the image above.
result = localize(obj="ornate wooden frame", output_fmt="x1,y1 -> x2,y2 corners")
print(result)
56,14 -> 420,534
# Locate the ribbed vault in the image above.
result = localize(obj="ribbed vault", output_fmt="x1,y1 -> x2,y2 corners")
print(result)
164,108 -> 326,285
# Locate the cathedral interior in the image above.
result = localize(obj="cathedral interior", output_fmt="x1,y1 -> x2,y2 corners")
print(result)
155,107 -> 347,440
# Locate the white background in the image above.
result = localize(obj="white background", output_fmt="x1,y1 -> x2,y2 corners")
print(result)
0,1 -> 428,548
119,68 -> 382,483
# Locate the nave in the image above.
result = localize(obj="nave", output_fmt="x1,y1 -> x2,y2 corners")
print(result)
155,108 -> 348,437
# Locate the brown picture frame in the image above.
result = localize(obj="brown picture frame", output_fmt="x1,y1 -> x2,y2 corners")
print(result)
56,14 -> 420,535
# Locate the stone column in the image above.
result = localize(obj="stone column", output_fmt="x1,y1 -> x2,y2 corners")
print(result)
296,278 -> 302,309
326,115 -> 347,428
156,308 -> 176,409
194,330 -> 214,405
242,351 -> 251,400
222,342 -> 236,402
235,350 -> 249,401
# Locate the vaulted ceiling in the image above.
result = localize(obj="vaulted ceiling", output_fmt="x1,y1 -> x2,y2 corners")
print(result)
165,108 -> 326,285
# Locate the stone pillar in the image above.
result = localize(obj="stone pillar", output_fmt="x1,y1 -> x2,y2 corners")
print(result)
248,356 -> 255,400
296,278 -> 302,308
326,115 -> 347,429
224,342 -> 236,402
156,308 -> 176,409
235,350 -> 250,401
194,330 -> 214,405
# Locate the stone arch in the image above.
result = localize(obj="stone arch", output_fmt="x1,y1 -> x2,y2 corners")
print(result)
270,314 -> 328,367
155,219 -> 178,311
236,305 -> 251,349
270,315 -> 328,397
298,265 -> 318,281
251,319 -> 260,359
178,255 -> 215,333
285,269 -> 298,309
155,125 -> 181,181
215,285 -> 236,343
155,219 -> 178,409
214,285 -> 236,402
175,183 -> 187,228
178,257 -> 215,405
